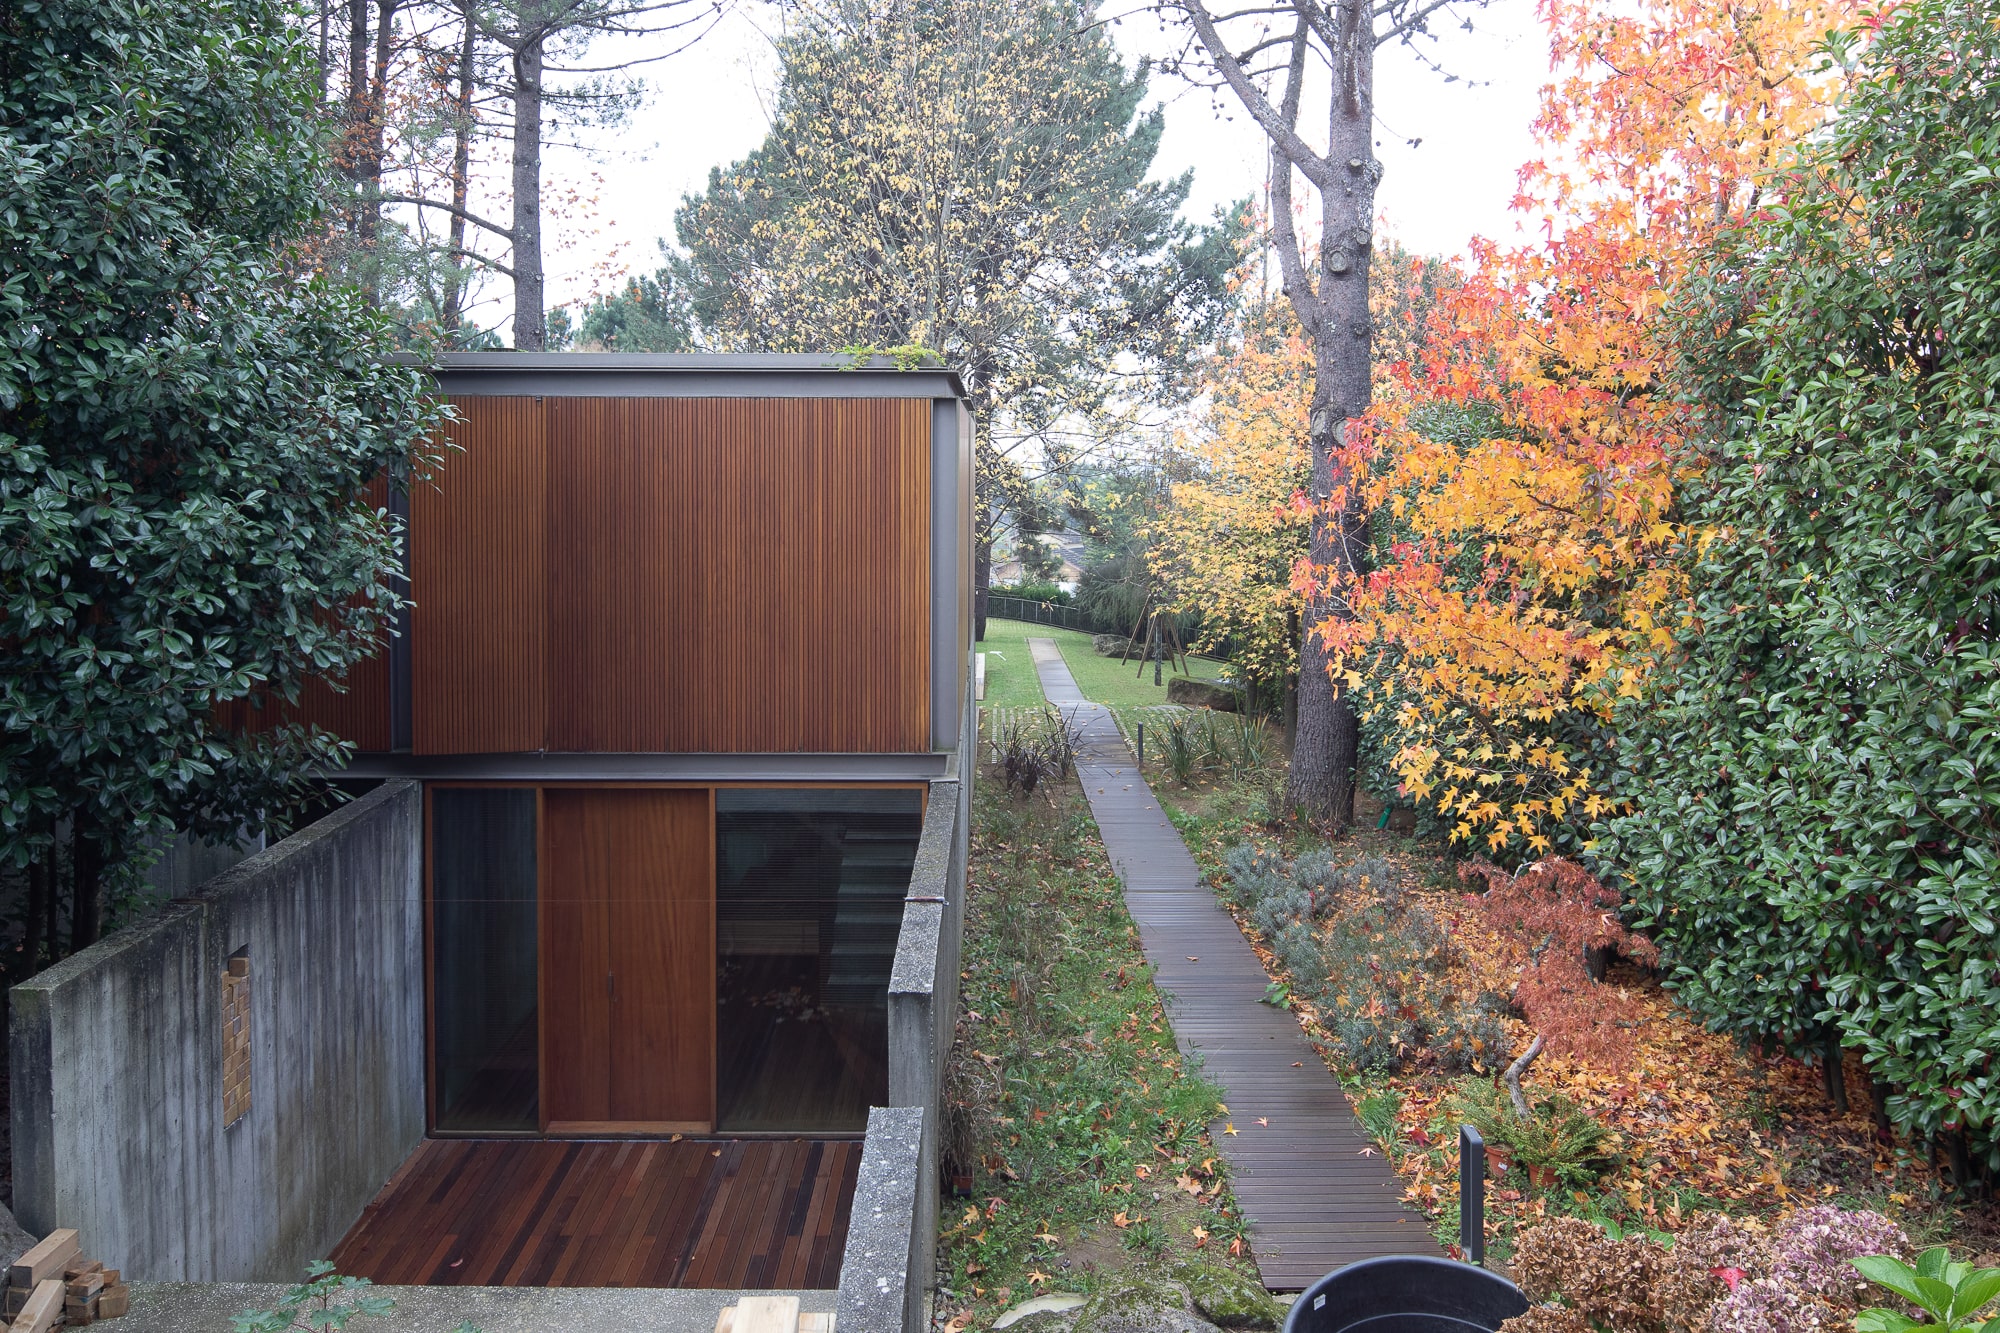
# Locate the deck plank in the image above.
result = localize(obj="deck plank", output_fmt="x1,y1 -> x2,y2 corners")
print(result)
1027,639 -> 1442,1291
328,1139 -> 856,1289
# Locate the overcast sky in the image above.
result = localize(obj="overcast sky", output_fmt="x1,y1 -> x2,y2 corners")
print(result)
530,1 -> 1552,318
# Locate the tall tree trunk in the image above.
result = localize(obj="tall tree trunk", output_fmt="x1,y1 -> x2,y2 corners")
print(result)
318,0 -> 332,102
69,817 -> 103,953
510,28 -> 546,350
42,841 -> 62,965
345,0 -> 370,215
974,536 -> 991,642
21,847 -> 47,980
440,2 -> 478,338
1280,1 -> 1375,829
357,0 -> 401,255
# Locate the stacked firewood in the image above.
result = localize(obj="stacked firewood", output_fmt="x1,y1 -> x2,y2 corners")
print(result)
4,1231 -> 129,1329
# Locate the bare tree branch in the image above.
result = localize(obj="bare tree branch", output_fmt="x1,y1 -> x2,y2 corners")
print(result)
1178,1 -> 1338,189
381,192 -> 515,242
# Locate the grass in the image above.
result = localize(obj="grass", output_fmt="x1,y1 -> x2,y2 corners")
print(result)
940,724 -> 1261,1323
974,617 -> 1050,710
975,617 -> 1229,712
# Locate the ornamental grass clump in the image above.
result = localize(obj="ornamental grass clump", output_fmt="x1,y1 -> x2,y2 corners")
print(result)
1444,1078 -> 1620,1190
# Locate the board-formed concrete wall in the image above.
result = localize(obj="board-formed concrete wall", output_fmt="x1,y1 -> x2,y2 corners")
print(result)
886,758 -> 970,1332
10,780 -> 425,1282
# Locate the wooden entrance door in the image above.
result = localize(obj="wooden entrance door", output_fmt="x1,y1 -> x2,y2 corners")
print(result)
542,788 -> 714,1132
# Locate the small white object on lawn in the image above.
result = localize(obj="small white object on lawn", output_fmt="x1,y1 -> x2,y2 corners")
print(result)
993,1294 -> 1088,1329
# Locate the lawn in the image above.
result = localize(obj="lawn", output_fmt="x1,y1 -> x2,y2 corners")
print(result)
976,617 -> 1228,711
940,722 -> 1266,1325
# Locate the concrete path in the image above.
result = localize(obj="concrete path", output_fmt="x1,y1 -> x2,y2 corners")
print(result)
1027,639 -> 1440,1290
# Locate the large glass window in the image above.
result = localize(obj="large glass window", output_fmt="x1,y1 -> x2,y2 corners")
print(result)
431,788 -> 539,1132
715,788 -> 923,1132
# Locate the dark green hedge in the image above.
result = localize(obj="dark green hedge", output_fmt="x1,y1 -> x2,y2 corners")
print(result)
1604,0 -> 2000,1170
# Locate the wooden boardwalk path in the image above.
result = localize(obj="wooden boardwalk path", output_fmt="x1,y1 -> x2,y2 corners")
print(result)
1028,639 -> 1441,1290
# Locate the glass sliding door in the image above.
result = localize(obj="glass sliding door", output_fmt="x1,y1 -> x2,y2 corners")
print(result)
430,787 -> 540,1132
714,788 -> 923,1132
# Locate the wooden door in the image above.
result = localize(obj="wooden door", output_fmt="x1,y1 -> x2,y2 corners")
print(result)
542,788 -> 714,1133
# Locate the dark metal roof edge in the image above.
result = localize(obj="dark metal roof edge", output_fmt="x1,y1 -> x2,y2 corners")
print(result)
396,352 -> 970,403
327,751 -> 953,782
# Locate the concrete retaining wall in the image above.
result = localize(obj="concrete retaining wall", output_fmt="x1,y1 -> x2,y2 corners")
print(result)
835,1105 -> 927,1333
885,764 -> 969,1333
10,780 -> 425,1282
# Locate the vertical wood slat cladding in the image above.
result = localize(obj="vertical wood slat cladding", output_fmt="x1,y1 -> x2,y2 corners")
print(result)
411,397 -> 548,755
212,477 -> 394,750
544,398 -> 931,753
213,653 -> 391,751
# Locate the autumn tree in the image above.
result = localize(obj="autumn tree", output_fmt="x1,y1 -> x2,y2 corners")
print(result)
1459,859 -> 1657,1111
1169,0 -> 1492,827
0,0 -> 444,951
1152,242 -> 1447,743
1152,284 -> 1312,725
1328,0 -> 1859,855
673,0 -> 1245,634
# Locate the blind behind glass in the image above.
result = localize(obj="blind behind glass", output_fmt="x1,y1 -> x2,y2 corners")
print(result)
714,788 -> 922,1132
432,787 -> 539,1133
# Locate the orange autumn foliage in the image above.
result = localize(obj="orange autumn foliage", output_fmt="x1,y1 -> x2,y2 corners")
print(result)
1322,0 -> 1863,854
1462,857 -> 1659,1066
1155,247 -> 1444,706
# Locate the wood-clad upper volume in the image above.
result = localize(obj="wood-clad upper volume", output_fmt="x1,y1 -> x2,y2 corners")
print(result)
410,396 -> 549,754
411,395 -> 933,755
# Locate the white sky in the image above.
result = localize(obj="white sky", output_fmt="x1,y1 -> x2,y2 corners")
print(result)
533,0 -> 1552,319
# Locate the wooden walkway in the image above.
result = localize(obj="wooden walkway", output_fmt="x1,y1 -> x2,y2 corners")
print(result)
1029,639 -> 1440,1290
329,1138 -> 858,1289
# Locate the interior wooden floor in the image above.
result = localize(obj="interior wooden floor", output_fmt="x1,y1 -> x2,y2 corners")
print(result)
329,1138 -> 860,1289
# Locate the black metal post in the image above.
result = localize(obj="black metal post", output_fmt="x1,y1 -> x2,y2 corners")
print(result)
1137,723 -> 1145,769
1460,1124 -> 1486,1267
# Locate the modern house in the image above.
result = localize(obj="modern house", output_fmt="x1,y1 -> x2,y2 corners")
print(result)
11,355 -> 975,1331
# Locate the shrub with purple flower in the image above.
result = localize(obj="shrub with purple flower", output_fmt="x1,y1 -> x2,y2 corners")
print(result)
1768,1205 -> 1910,1310
1501,1206 -> 1911,1333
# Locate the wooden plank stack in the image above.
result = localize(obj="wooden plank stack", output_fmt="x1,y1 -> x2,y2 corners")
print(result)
713,1296 -> 834,1333
4,1231 -> 131,1328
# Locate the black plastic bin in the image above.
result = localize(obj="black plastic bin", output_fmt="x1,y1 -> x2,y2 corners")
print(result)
1282,1256 -> 1530,1333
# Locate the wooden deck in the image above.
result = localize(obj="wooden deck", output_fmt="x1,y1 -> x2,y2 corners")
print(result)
329,1138 -> 860,1289
1029,639 -> 1442,1290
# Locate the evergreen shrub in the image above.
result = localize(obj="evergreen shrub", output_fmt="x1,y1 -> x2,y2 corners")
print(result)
1606,0 -> 2000,1168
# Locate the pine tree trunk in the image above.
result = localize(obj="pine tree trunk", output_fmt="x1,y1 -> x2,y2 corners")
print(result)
357,0 -> 401,255
440,4 -> 477,338
1281,11 -> 1375,829
317,0 -> 332,101
69,817 -> 103,953
510,29 -> 545,350
344,0 -> 369,215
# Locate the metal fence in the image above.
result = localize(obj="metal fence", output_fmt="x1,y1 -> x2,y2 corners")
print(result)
985,594 -> 1103,633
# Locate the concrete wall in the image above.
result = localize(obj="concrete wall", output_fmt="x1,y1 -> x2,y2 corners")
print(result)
835,1105 -> 927,1333
140,829 -> 262,901
886,759 -> 970,1332
10,780 -> 425,1283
